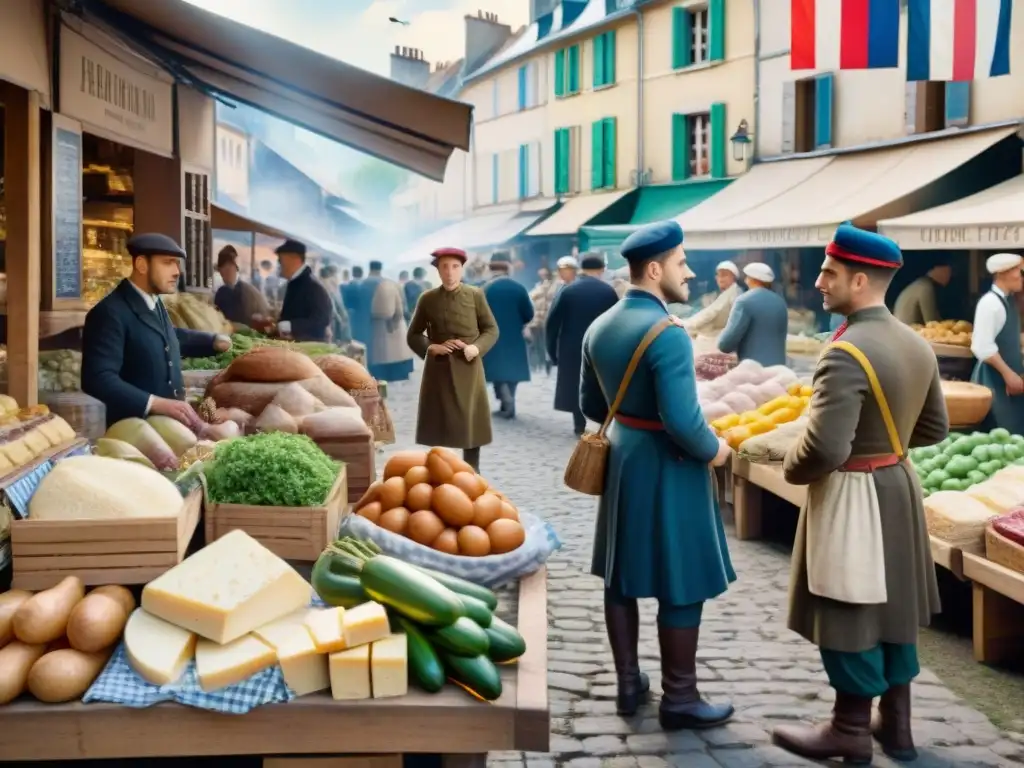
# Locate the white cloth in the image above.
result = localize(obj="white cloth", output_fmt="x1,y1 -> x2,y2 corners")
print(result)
277,265 -> 311,335
557,255 -> 579,269
971,286 -> 1008,362
743,262 -> 775,282
986,252 -> 1023,274
715,260 -> 739,277
682,282 -> 740,335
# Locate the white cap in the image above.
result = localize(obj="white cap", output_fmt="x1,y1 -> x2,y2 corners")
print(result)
986,252 -> 1023,275
557,256 -> 579,269
743,262 -> 775,282
715,260 -> 739,277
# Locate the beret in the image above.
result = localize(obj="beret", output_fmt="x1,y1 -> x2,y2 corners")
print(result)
556,255 -> 579,269
431,247 -> 467,264
986,252 -> 1023,274
126,233 -> 185,259
369,260 -> 383,271
580,252 -> 606,269
715,260 -> 739,277
620,220 -> 684,264
275,239 -> 307,258
743,262 -> 775,282
489,251 -> 512,265
825,222 -> 902,269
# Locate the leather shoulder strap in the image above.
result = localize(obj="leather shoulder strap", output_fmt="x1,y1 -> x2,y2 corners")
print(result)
828,340 -> 903,457
598,317 -> 674,436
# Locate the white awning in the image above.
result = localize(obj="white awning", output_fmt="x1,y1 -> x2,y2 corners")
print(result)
393,210 -> 547,267
878,174 -> 1024,250
212,203 -> 358,261
526,190 -> 633,236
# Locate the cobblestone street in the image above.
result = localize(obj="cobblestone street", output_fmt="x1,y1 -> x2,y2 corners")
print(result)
380,366 -> 1024,768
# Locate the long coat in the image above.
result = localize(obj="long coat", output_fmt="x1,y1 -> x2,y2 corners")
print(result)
343,280 -> 371,345
717,286 -> 789,366
546,275 -> 618,413
407,284 -> 499,448
364,276 -> 414,381
279,268 -> 333,342
483,275 -> 534,384
582,289 -> 736,604
783,306 -> 946,653
214,279 -> 269,326
82,279 -> 216,426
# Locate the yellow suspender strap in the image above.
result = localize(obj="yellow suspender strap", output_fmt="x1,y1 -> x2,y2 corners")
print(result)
828,340 -> 904,458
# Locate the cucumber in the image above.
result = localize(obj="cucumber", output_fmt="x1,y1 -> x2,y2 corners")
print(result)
350,554 -> 465,626
428,616 -> 490,656
397,617 -> 445,693
485,615 -> 526,663
408,564 -> 498,610
441,651 -> 503,701
459,594 -> 493,628
311,552 -> 369,608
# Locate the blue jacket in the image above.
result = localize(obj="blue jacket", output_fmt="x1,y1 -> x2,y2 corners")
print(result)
483,275 -> 535,383
717,286 -> 789,367
343,280 -> 370,344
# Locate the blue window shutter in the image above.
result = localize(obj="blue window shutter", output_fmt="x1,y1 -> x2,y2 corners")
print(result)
605,30 -> 617,84
671,114 -> 691,181
517,66 -> 527,110
568,45 -> 581,93
492,154 -> 499,204
518,144 -> 528,198
554,49 -> 566,97
672,8 -> 693,69
709,102 -> 727,179
591,120 -> 605,190
708,0 -> 726,62
593,34 -> 606,87
603,118 -> 617,188
814,73 -> 834,149
944,81 -> 971,128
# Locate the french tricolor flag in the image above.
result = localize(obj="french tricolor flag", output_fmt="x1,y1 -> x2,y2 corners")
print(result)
791,0 -> 901,71
907,0 -> 1013,81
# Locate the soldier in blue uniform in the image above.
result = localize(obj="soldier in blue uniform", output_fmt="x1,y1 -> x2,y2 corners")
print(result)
482,252 -> 534,419
580,221 -> 735,730
717,262 -> 789,366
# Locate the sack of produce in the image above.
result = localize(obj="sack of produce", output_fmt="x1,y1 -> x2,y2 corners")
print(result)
300,407 -> 371,441
923,490 -> 997,553
737,416 -> 808,464
315,354 -> 376,391
224,347 -> 322,384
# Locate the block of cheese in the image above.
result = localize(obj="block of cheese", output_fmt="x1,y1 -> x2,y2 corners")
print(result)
277,625 -> 330,696
38,415 -> 76,445
924,491 -> 997,553
142,529 -> 312,643
371,633 -> 408,699
22,428 -> 50,455
195,634 -> 277,691
306,607 -> 347,653
329,644 -> 371,700
3,437 -> 34,466
253,608 -> 321,650
341,601 -> 390,648
965,477 -> 1024,515
124,608 -> 196,686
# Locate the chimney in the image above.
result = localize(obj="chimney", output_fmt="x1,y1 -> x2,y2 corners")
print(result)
529,0 -> 558,24
390,45 -> 430,90
464,10 -> 513,73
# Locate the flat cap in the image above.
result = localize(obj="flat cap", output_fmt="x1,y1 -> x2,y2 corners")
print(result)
580,252 -> 606,270
620,220 -> 684,265
126,233 -> 185,259
986,252 -> 1023,274
743,262 -> 775,282
556,255 -> 579,269
825,223 -> 903,269
431,247 -> 467,264
275,239 -> 307,258
369,260 -> 383,272
715,260 -> 739,277
489,251 -> 512,265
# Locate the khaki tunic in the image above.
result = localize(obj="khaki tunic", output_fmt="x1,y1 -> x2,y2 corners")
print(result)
783,306 -> 946,653
406,284 -> 499,448
893,276 -> 941,325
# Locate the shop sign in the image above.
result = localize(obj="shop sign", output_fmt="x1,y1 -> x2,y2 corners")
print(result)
744,226 -> 834,247
58,26 -> 173,156
916,225 -> 1022,248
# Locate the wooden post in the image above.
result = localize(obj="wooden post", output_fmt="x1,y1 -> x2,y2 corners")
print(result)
732,476 -> 763,541
2,83 -> 41,406
972,582 -> 1024,665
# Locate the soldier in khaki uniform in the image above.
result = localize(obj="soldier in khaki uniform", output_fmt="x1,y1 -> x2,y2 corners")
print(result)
772,224 -> 947,764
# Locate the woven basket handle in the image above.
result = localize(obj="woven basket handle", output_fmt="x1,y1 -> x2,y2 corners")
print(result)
597,317 -> 674,437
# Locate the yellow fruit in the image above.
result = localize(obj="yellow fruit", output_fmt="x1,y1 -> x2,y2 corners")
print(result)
739,411 -> 760,425
786,396 -> 804,410
746,418 -> 774,436
787,382 -> 803,396
799,385 -> 813,397
800,395 -> 811,408
769,407 -> 800,425
723,426 -> 752,451
711,413 -> 741,432
757,395 -> 790,416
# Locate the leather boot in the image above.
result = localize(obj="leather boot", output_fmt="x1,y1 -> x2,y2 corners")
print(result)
872,684 -> 917,761
772,690 -> 874,764
658,626 -> 734,730
604,595 -> 649,716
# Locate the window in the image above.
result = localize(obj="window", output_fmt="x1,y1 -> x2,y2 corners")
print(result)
491,153 -> 499,204
590,117 -> 617,190
783,73 -> 833,153
671,103 -> 727,181
554,127 -> 573,195
593,31 -> 617,88
672,0 -> 725,69
518,63 -> 540,110
518,143 -> 541,199
554,44 -> 581,98
183,170 -> 212,289
905,81 -> 971,134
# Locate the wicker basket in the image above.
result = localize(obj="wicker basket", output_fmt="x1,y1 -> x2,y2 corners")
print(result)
39,391 -> 106,440
941,380 -> 992,428
985,523 -> 1024,576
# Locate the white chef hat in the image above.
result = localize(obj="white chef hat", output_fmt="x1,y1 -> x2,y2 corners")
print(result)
715,260 -> 739,277
986,252 -> 1023,274
557,255 -> 579,269
743,262 -> 775,282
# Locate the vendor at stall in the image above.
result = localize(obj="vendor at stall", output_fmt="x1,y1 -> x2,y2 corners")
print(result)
683,260 -> 742,337
970,252 -> 1024,433
716,263 -> 788,366
893,259 -> 952,325
214,245 -> 269,326
81,233 -> 231,428
252,239 -> 334,342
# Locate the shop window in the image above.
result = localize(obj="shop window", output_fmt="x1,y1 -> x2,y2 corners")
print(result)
82,134 -> 135,305
905,81 -> 972,134
783,73 -> 834,153
183,170 -> 212,290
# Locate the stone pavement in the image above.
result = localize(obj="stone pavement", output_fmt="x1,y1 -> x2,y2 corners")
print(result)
379,366 -> 1024,767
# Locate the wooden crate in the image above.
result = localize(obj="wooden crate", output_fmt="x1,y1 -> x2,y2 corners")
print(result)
205,466 -> 348,561
11,487 -> 203,591
315,433 -> 375,504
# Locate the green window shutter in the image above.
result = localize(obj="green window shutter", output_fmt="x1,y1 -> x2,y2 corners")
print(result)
602,118 -> 617,188
709,102 -> 727,179
553,130 -> 562,195
671,114 -> 691,182
593,34 -> 606,87
558,128 -> 572,193
672,8 -> 692,69
554,49 -> 566,97
590,120 -> 605,190
605,30 -> 617,85
708,0 -> 725,62
568,44 -> 580,94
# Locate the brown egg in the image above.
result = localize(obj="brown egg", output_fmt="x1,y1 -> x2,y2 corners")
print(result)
407,510 -> 446,545
471,493 -> 502,528
458,525 -> 492,557
354,480 -> 382,511
383,450 -> 428,480
451,471 -> 486,500
448,457 -> 476,474
487,518 -> 525,554
499,501 -> 520,521
404,465 -> 431,486
431,483 -> 475,527
357,500 -> 383,524
378,506 -> 410,535
378,477 -> 407,511
432,528 -> 460,555
426,449 -> 455,485
406,482 -> 434,512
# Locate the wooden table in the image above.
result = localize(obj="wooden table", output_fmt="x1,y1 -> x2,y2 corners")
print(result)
0,570 -> 549,764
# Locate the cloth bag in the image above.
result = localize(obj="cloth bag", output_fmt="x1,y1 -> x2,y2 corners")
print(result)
804,340 -> 903,605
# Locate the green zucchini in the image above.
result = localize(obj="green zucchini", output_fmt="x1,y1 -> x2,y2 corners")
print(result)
458,594 -> 493,628
341,553 -> 465,626
428,616 -> 490,656
485,615 -> 526,663
441,651 -> 503,701
311,552 -> 369,608
408,564 -> 498,610
397,617 -> 445,693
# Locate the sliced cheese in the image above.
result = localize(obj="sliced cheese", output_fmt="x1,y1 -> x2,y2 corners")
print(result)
123,608 -> 197,686
277,625 -> 330,696
38,416 -> 76,445
142,529 -> 312,643
341,601 -> 389,648
305,607 -> 346,652
0,451 -> 12,473
3,438 -> 34,466
370,633 -> 408,699
965,479 -> 1024,515
329,644 -> 371,700
22,428 -> 50,455
195,634 -> 276,691
253,608 -> 321,650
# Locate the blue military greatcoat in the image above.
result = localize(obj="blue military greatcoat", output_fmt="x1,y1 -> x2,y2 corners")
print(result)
483,275 -> 534,383
717,286 -> 789,366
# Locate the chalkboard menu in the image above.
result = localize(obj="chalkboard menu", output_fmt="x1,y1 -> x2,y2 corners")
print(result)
53,126 -> 83,300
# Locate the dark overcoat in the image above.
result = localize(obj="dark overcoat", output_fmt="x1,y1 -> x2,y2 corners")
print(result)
279,268 -> 333,342
343,280 -> 371,345
483,275 -> 534,384
81,279 -> 216,426
546,275 -> 618,412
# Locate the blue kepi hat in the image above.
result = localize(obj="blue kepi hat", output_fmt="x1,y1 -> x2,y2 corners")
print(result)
825,223 -> 903,269
620,220 -> 684,264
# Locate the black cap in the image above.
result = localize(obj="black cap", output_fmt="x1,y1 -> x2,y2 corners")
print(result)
580,252 -> 606,270
275,239 -> 307,259
127,233 -> 185,259
369,260 -> 383,272
412,267 -> 426,278
490,251 -> 512,266
217,245 -> 238,269
352,266 -> 364,278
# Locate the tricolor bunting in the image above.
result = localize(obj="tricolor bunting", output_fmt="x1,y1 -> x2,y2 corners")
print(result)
791,0 -> 900,71
907,0 -> 1012,81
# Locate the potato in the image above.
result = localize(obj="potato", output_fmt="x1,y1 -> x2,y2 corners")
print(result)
0,641 -> 47,704
13,576 -> 85,644
66,593 -> 129,652
27,648 -> 112,703
0,590 -> 33,647
89,585 -> 137,616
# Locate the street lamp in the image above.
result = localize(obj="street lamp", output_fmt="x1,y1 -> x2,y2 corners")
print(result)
730,119 -> 753,163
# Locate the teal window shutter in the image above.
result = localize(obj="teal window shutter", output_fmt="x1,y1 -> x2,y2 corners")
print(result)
553,130 -> 563,194
671,114 -> 691,181
708,0 -> 725,62
944,81 -> 970,127
672,8 -> 692,69
814,73 -> 834,148
554,49 -> 566,97
709,103 -> 727,178
491,153 -> 499,204
605,30 -> 617,84
568,44 -> 580,94
518,144 -> 528,198
602,118 -> 617,188
591,120 -> 604,189
556,128 -> 571,194
517,66 -> 527,110
593,34 -> 606,87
